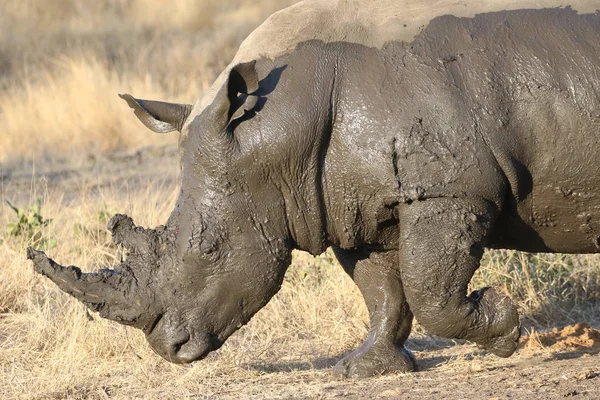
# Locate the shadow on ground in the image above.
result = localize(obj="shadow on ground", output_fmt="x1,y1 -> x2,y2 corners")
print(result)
245,336 -> 477,374
246,356 -> 340,373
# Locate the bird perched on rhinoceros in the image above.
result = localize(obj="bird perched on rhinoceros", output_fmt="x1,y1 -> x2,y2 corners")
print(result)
28,0 -> 600,378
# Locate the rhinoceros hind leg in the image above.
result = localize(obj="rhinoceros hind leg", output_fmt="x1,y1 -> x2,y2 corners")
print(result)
399,197 -> 521,357
332,247 -> 416,378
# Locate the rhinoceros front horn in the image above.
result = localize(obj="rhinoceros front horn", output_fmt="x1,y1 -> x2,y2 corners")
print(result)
27,248 -> 150,326
27,215 -> 162,330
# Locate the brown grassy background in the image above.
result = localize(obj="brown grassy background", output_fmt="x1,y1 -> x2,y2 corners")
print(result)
1,1 -> 599,399
0,0 -> 297,164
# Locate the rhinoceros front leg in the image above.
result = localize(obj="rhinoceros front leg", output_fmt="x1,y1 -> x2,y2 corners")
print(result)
331,247 -> 416,378
399,197 -> 521,357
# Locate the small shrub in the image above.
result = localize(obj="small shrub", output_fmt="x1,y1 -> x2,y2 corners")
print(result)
5,199 -> 57,249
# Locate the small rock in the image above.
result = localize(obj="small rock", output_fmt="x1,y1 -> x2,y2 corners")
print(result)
574,370 -> 600,381
378,388 -> 403,397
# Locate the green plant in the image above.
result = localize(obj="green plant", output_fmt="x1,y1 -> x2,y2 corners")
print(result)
5,199 -> 57,248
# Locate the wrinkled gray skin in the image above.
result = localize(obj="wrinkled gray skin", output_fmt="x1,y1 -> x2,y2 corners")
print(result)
29,7 -> 600,378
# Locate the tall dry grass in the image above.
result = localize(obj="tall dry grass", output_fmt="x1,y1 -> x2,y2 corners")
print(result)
0,0 -> 297,164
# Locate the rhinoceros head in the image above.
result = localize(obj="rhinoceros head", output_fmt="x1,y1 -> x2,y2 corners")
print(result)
29,61 -> 294,364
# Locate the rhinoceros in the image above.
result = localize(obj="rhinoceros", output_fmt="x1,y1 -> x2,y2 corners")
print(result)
28,0 -> 600,378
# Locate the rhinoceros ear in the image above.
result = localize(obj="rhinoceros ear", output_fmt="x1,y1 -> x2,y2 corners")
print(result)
228,61 -> 259,96
225,61 -> 260,123
119,94 -> 192,133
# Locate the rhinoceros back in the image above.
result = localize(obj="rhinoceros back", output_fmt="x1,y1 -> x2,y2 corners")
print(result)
189,0 -> 599,127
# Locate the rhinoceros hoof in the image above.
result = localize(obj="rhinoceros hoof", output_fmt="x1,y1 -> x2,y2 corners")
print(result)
483,324 -> 521,358
475,287 -> 521,357
333,344 -> 417,378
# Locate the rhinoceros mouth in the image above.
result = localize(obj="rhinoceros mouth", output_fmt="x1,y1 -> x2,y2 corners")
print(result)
143,312 -> 164,335
172,340 -> 213,364
146,323 -> 218,364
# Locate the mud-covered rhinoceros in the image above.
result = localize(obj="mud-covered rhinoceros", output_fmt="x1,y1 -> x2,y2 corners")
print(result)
28,0 -> 600,378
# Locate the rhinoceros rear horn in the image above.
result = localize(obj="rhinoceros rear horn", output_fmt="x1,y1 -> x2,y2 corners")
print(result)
107,214 -> 155,254
27,248 -> 150,328
119,94 -> 192,133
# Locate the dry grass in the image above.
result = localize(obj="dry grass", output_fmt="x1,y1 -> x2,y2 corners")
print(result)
475,251 -> 600,328
1,1 -> 600,399
0,0 -> 297,164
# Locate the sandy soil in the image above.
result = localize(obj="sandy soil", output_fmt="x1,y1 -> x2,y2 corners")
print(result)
2,147 -> 599,400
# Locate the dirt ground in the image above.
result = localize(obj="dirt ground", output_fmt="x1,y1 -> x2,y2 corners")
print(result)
222,339 -> 600,400
2,147 -> 599,400
180,324 -> 600,400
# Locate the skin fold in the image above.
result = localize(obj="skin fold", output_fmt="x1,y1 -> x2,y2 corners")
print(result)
29,5 -> 600,378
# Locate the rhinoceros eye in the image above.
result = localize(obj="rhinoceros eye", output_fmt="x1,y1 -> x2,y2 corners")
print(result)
186,219 -> 224,257
199,237 -> 217,255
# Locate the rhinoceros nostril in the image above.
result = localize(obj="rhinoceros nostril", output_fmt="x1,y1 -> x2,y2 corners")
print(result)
174,341 -> 184,354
